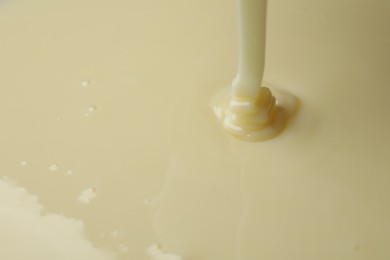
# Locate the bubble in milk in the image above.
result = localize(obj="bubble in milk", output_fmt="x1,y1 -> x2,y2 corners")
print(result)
81,80 -> 90,87
85,105 -> 98,117
66,169 -> 74,175
77,187 -> 97,204
20,161 -> 27,166
49,164 -> 59,171
88,105 -> 97,112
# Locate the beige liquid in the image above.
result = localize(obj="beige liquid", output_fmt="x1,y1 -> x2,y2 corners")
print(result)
0,0 -> 389,259
221,0 -> 298,142
232,0 -> 267,99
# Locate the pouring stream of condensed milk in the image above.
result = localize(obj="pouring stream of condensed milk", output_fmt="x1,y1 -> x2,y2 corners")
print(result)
215,0 -> 298,141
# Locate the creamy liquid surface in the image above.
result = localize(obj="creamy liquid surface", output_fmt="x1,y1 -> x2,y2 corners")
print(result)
0,0 -> 389,259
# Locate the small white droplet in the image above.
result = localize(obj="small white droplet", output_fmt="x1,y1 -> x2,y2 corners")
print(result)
81,80 -> 90,87
118,244 -> 128,254
66,169 -> 74,175
77,187 -> 97,204
49,164 -> 59,171
88,105 -> 97,112
85,105 -> 97,117
57,117 -> 62,121
20,161 -> 27,166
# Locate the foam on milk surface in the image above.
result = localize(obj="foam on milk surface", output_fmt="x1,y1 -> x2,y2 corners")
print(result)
0,179 -> 115,260
78,187 -> 97,204
49,164 -> 59,172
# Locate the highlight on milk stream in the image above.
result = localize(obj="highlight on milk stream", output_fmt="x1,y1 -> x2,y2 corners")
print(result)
0,178 -> 116,260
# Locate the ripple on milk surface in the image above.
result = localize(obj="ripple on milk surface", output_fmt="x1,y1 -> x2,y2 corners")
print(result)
0,179 -> 116,260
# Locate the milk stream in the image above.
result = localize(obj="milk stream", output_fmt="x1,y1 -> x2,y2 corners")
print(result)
219,0 -> 298,142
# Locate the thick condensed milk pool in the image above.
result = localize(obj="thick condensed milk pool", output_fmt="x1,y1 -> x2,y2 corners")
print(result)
0,0 -> 389,259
